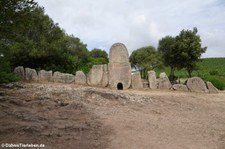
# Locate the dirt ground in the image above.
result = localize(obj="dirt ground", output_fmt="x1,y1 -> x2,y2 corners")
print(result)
0,82 -> 225,149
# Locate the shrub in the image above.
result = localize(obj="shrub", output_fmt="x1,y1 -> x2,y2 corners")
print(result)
0,72 -> 21,84
203,75 -> 225,90
0,58 -> 21,84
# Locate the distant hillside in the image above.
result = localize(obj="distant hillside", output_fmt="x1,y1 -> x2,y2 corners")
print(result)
197,58 -> 225,76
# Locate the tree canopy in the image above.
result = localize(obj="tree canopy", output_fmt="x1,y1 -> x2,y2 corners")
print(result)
175,28 -> 207,77
158,28 -> 207,79
89,48 -> 108,65
158,36 -> 178,80
130,46 -> 163,78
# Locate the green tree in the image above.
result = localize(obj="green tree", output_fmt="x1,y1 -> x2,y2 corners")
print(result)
175,28 -> 207,77
158,36 -> 178,80
0,0 -> 37,83
90,48 -> 108,64
90,48 -> 108,59
63,35 -> 90,73
130,46 -> 163,78
0,0 -> 37,41
8,7 -> 67,70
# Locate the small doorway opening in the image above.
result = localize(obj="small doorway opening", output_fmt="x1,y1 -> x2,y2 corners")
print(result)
117,82 -> 123,90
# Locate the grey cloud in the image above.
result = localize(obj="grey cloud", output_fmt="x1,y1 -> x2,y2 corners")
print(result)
36,0 -> 225,57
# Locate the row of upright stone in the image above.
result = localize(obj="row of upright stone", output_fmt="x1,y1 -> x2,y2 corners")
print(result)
14,66 -> 86,84
130,69 -> 218,94
131,70 -> 172,90
14,65 -> 109,87
14,42 -> 219,94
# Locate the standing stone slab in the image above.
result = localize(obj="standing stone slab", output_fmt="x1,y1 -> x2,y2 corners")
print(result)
172,84 -> 189,92
158,72 -> 172,89
53,72 -> 74,83
61,73 -> 75,83
14,66 -> 25,79
87,64 -> 109,87
75,71 -> 86,85
25,68 -> 38,81
148,70 -> 157,89
108,43 -> 131,90
206,81 -> 219,94
53,72 -> 62,83
38,70 -> 53,82
186,77 -> 208,93
101,64 -> 109,87
131,72 -> 143,89
87,65 -> 103,86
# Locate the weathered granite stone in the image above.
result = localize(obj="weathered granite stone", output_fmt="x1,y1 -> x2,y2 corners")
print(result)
38,70 -> 53,82
131,72 -> 143,89
172,84 -> 189,92
158,72 -> 172,89
14,66 -> 25,79
148,70 -> 157,89
186,77 -> 208,93
53,71 -> 74,83
88,65 -> 103,86
206,81 -> 219,94
25,68 -> 38,81
75,71 -> 86,85
108,43 -> 131,90
53,72 -> 62,82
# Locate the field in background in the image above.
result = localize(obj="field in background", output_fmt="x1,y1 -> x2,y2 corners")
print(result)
156,57 -> 225,78
155,57 -> 225,90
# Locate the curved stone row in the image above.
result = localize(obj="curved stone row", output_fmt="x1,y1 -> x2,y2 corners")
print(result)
14,66 -> 218,94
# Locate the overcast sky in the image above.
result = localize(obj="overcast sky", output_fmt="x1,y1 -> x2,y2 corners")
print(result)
36,0 -> 225,57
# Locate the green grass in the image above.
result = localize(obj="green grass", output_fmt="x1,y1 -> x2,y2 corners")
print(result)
155,57 -> 225,78
154,57 -> 225,90
202,75 -> 225,90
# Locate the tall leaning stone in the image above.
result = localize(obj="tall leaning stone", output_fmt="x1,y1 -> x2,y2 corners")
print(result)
148,70 -> 157,89
75,71 -> 86,85
14,66 -> 25,79
131,72 -> 143,89
38,70 -> 53,82
25,68 -> 38,81
158,72 -> 172,89
108,43 -> 131,90
206,81 -> 219,94
186,77 -> 208,93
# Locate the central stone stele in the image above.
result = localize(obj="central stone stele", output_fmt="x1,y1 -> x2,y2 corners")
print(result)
108,43 -> 131,90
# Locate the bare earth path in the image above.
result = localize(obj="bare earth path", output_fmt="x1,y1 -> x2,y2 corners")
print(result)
0,82 -> 225,149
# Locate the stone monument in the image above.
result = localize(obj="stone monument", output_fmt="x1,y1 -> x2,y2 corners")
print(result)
108,43 -> 131,90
